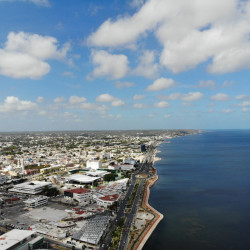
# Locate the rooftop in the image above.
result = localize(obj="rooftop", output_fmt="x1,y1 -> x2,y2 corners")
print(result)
0,229 -> 34,250
99,194 -> 119,202
66,188 -> 90,194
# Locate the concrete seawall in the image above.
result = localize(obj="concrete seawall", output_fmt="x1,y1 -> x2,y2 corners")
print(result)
134,169 -> 163,250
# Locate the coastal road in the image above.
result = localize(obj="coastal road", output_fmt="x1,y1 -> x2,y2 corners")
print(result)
100,175 -> 137,250
101,145 -> 156,250
118,179 -> 145,250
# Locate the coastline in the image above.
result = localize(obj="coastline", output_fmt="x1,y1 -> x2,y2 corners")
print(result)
134,169 -> 163,250
128,146 -> 163,250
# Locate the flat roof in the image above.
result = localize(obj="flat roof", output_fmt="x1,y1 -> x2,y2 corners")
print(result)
99,194 -> 119,202
0,229 -> 34,250
65,188 -> 90,194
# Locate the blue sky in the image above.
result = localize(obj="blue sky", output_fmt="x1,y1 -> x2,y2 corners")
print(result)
0,0 -> 250,131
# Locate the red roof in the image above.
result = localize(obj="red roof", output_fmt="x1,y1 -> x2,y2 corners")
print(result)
66,188 -> 90,194
99,194 -> 119,202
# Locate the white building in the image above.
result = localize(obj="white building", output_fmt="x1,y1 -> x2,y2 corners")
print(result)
24,196 -> 48,208
93,194 -> 120,208
64,188 -> 92,204
86,160 -> 102,170
0,229 -> 35,250
9,181 -> 52,194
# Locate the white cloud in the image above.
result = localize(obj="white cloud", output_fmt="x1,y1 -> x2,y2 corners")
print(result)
69,96 -> 87,104
133,94 -> 145,100
239,101 -> 250,107
96,93 -> 125,107
181,92 -> 203,102
0,96 -> 37,112
235,94 -> 249,100
195,80 -> 216,89
88,50 -> 129,80
111,100 -> 125,107
211,93 -> 231,101
0,31 -> 70,79
164,114 -> 171,118
242,107 -> 248,112
88,0 -> 250,74
147,77 -> 175,91
0,50 -> 50,79
222,109 -> 234,113
164,93 -> 181,100
133,103 -> 147,109
163,92 -> 203,102
96,94 -> 115,103
0,0 -> 50,7
130,0 -> 144,8
133,50 -> 159,78
115,81 -> 134,89
53,97 -> 66,103
79,103 -> 109,111
154,101 -> 170,108
36,96 -> 45,103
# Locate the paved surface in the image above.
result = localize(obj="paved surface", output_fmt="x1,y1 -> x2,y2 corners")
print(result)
118,144 -> 156,250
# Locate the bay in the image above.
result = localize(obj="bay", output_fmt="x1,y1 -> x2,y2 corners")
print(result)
144,130 -> 250,250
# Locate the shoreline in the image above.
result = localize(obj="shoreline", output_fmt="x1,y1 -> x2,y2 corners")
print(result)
134,169 -> 163,250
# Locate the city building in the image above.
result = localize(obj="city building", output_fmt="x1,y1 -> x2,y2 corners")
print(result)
93,194 -> 120,208
24,196 -> 48,208
9,181 -> 52,194
0,229 -> 35,250
86,160 -> 102,170
64,188 -> 92,204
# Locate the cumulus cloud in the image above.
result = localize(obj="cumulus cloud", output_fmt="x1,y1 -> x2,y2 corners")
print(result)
69,96 -> 87,104
133,103 -> 147,109
0,31 -> 70,79
88,50 -> 129,80
115,81 -> 134,89
195,80 -> 216,89
36,96 -> 45,103
133,50 -> 159,78
87,0 -> 250,74
163,92 -> 203,102
154,101 -> 170,108
181,92 -> 203,102
96,93 -> 125,107
133,94 -> 145,100
211,93 -> 231,101
239,101 -> 250,107
53,97 -> 66,103
0,96 -> 37,112
235,94 -> 249,100
147,78 -> 175,91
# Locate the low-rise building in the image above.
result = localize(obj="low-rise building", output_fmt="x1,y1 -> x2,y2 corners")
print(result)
93,194 -> 120,208
86,160 -> 102,170
64,188 -> 92,204
9,181 -> 52,194
24,196 -> 48,208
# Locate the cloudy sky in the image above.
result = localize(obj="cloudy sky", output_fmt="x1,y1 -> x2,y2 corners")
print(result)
0,0 -> 250,131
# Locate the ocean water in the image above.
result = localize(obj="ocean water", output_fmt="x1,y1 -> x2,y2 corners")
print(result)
144,130 -> 250,250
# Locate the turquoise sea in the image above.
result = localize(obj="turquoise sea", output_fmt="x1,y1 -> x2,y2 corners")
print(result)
144,130 -> 250,250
